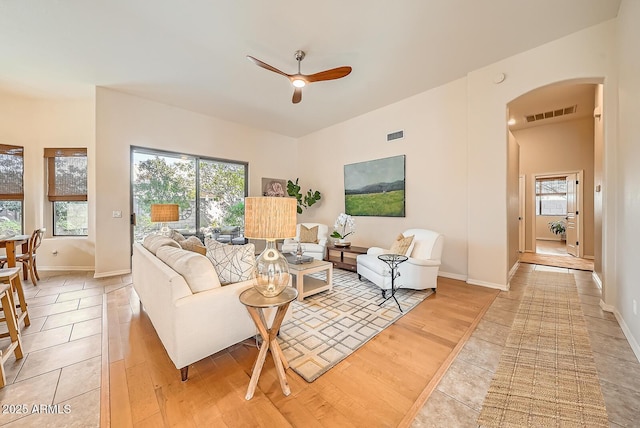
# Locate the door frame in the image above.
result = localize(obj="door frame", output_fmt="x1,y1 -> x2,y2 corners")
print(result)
530,170 -> 584,258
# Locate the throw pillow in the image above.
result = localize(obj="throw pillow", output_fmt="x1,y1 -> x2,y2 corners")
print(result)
204,239 -> 256,285
178,236 -> 207,256
389,234 -> 414,256
156,246 -> 221,293
169,230 -> 186,242
299,225 -> 319,243
142,234 -> 181,255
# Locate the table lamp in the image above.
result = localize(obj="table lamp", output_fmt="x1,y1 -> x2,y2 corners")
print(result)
244,197 -> 297,297
150,204 -> 179,235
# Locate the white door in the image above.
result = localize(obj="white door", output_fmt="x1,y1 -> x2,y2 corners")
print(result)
565,173 -> 578,257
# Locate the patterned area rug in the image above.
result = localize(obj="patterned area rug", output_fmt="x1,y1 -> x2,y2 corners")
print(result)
278,269 -> 433,382
477,271 -> 608,427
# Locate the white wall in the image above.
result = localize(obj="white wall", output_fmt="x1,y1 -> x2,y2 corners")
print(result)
0,92 -> 96,270
515,116 -> 595,255
94,88 -> 298,276
296,79 -> 469,279
467,20 -> 617,289
612,0 -> 640,357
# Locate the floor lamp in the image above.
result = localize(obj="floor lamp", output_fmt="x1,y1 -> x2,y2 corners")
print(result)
244,197 -> 297,297
150,204 -> 179,235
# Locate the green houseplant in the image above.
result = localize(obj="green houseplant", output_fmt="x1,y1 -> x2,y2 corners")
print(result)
548,219 -> 567,240
286,178 -> 321,214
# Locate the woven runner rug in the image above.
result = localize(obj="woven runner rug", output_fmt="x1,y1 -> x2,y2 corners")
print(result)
278,269 -> 432,382
477,271 -> 608,427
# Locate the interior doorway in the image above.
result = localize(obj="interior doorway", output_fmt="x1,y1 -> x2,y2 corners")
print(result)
508,81 -> 601,273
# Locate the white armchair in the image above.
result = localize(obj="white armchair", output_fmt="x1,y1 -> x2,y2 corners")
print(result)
281,223 -> 329,260
356,229 -> 444,296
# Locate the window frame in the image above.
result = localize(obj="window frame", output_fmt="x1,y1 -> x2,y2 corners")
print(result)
0,144 -> 25,234
44,148 -> 88,236
535,176 -> 567,216
130,146 -> 249,241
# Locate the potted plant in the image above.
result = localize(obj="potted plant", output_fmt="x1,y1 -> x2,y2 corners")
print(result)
548,219 -> 566,241
287,178 -> 321,214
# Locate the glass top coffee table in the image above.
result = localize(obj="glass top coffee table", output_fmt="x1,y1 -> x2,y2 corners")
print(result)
287,259 -> 333,301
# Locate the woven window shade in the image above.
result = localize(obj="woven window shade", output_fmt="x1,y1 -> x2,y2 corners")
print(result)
45,148 -> 87,202
0,144 -> 24,200
244,197 -> 297,240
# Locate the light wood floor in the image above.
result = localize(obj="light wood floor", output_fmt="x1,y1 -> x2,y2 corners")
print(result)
105,276 -> 499,427
519,240 -> 595,271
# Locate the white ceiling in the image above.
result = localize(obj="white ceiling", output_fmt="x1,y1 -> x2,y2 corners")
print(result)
0,1 -> 620,137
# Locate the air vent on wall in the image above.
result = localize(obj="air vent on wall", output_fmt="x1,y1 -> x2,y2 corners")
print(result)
525,105 -> 577,123
387,130 -> 404,141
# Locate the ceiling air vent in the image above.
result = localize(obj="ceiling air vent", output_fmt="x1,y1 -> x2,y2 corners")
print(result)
525,105 -> 577,123
387,130 -> 404,141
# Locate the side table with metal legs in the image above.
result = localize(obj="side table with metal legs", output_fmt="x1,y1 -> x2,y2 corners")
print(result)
377,254 -> 408,312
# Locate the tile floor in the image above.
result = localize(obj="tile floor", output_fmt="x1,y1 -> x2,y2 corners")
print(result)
411,264 -> 640,428
0,270 -> 131,427
1,265 -> 638,427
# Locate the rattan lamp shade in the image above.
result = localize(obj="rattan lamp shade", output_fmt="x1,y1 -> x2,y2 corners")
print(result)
244,197 -> 296,240
150,204 -> 179,223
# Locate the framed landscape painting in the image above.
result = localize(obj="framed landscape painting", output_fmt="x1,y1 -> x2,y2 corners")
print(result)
344,155 -> 405,217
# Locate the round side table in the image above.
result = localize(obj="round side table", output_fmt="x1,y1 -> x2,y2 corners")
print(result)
239,286 -> 298,400
377,254 -> 408,312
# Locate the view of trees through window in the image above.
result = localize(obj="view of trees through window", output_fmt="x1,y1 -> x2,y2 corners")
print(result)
536,177 -> 567,215
131,148 -> 247,242
0,144 -> 24,234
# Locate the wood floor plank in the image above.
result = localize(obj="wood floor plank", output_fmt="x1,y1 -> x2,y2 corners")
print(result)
106,278 -> 499,427
109,360 -> 133,428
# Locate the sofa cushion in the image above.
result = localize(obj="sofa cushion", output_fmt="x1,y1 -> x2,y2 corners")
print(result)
177,236 -> 207,256
205,239 -> 256,285
299,225 -> 319,243
389,234 -> 414,256
156,246 -> 221,293
143,234 -> 181,255
169,230 -> 186,241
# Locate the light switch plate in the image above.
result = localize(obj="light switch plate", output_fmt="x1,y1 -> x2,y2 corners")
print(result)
112,210 -> 122,218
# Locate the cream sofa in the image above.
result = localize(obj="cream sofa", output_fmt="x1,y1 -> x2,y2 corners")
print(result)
132,238 -> 290,381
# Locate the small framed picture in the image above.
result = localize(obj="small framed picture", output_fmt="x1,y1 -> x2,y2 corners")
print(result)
262,178 -> 287,197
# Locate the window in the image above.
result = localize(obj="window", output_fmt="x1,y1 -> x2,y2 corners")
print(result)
45,148 -> 88,236
536,177 -> 567,215
131,147 -> 247,242
0,144 -> 24,234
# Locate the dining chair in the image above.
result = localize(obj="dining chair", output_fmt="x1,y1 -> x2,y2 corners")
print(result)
0,228 -> 44,285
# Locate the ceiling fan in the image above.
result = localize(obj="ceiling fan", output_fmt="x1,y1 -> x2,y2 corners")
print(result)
246,50 -> 352,104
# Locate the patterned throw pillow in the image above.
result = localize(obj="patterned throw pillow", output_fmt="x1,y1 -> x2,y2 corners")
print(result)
178,236 -> 206,256
389,234 -> 414,256
299,225 -> 319,243
204,238 -> 256,285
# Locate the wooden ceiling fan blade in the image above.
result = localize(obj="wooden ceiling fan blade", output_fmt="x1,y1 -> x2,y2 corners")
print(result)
246,55 -> 291,78
306,66 -> 352,83
292,87 -> 302,104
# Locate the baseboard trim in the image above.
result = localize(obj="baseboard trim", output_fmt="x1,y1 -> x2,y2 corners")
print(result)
592,271 -> 603,290
39,266 -> 94,272
94,269 -> 131,279
600,301 -> 640,363
467,278 -> 508,291
438,271 -> 467,281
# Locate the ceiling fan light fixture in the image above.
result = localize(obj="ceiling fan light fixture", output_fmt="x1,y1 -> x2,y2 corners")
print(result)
292,78 -> 306,88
